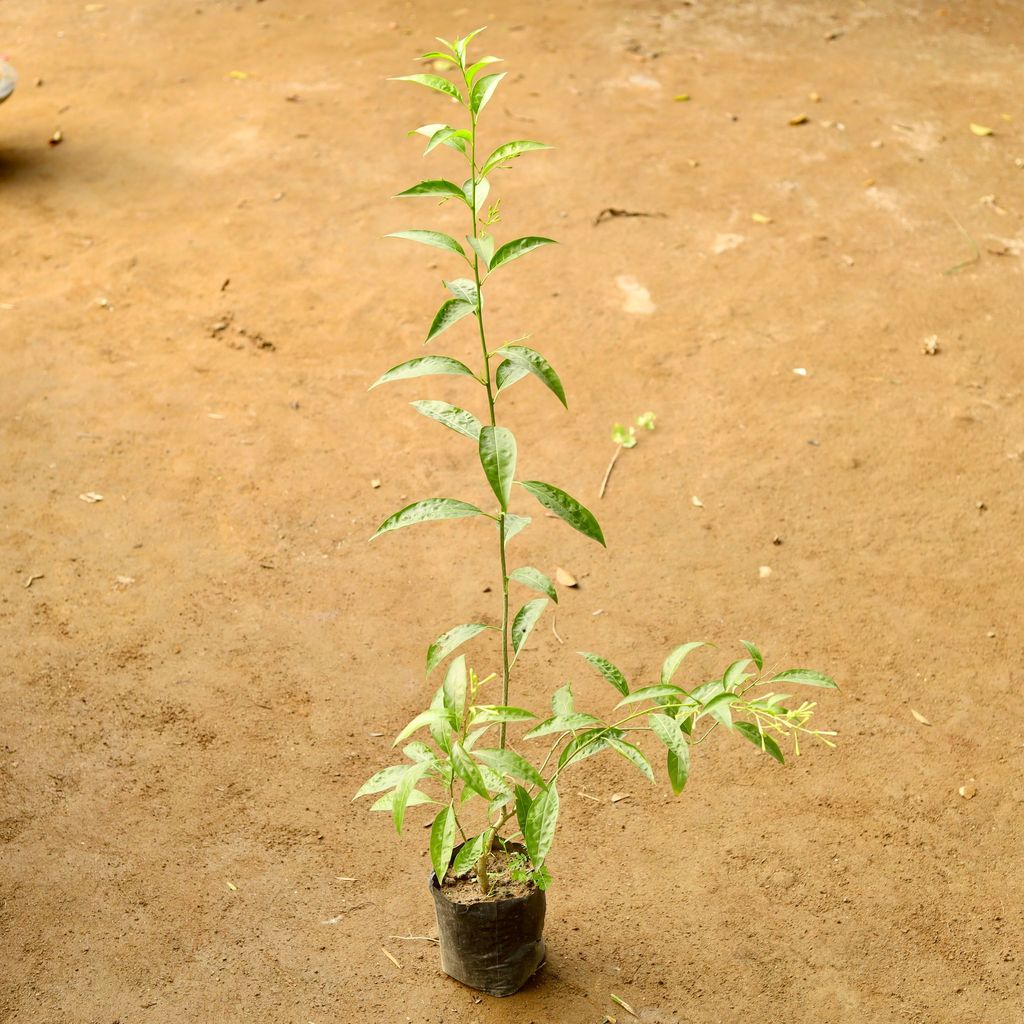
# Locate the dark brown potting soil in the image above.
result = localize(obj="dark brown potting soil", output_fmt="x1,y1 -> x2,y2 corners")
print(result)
442,849 -> 538,905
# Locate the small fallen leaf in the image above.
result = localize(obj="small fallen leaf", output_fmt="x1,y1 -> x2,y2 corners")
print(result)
380,946 -> 402,968
49,129 -> 63,146
789,113 -> 808,126
226,881 -> 237,891
691,495 -> 703,508
228,70 -> 251,80
921,334 -> 940,355
555,566 -> 578,587
793,367 -> 808,376
115,575 -> 136,587
751,212 -> 772,224
758,565 -> 773,578
79,492 -> 104,503
910,708 -> 932,726
335,876 -> 357,882
958,784 -> 976,799
610,994 -> 637,1018
673,93 -> 690,102
969,123 -> 993,136
370,478 -> 381,489
610,793 -> 631,803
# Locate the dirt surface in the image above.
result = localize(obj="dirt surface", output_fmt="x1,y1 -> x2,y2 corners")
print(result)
2,2 -> 1023,1022
441,848 -> 536,905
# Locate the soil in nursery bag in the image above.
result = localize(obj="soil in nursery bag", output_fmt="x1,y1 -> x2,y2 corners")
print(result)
431,846 -> 546,997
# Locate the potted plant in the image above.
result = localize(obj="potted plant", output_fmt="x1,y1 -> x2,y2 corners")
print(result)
356,28 -> 837,998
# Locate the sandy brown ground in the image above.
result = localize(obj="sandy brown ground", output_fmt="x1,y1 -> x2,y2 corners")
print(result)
2,1 -> 1023,1022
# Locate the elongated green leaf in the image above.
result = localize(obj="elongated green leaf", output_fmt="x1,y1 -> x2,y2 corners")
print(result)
524,782 -> 559,865
735,721 -> 785,764
451,742 -> 490,800
475,748 -> 546,788
424,126 -> 458,155
372,498 -> 483,540
386,229 -> 467,259
470,705 -> 537,725
666,746 -> 690,795
489,236 -> 557,273
770,668 -> 838,689
466,55 -> 502,86
443,278 -> 479,307
417,50 -> 458,64
370,355 -> 477,390
481,139 -> 553,176
403,740 -> 437,764
551,682 -> 574,717
700,691 -> 738,729
649,713 -> 690,761
410,400 -> 482,440
412,122 -> 466,155
512,598 -> 547,658
607,737 -> 655,783
453,27 -> 485,61
468,233 -> 495,269
392,762 -> 431,833
451,830 -> 491,877
507,566 -> 557,603
578,651 -> 629,697
390,73 -> 463,104
442,655 -> 468,718
615,683 -> 687,708
425,298 -> 475,344
497,344 -> 567,407
503,513 -> 531,545
371,788 -> 433,812
740,640 -> 764,671
354,764 -> 408,799
557,727 -> 616,769
479,426 -> 517,510
519,480 -> 606,546
393,706 -> 454,747
479,764 -> 513,802
495,358 -> 530,395
514,785 -> 532,837
661,642 -> 707,686
470,72 -> 505,115
428,686 -> 453,754
723,659 -> 752,691
524,712 -> 601,740
430,805 -> 457,882
469,176 -> 490,215
395,179 -> 469,204
426,622 -> 491,675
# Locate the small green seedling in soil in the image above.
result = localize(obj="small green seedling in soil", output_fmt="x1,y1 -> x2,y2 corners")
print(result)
356,28 -> 837,899
600,411 -> 656,498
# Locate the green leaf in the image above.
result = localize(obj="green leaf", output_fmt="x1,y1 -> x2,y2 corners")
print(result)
700,691 -> 738,729
723,659 -> 752,691
508,566 -> 557,603
370,788 -> 433,812
417,50 -> 458,64
551,682 -> 574,716
441,655 -> 468,718
524,782 -> 559,866
453,27 -> 485,61
479,765 -> 513,802
470,72 -> 505,115
372,498 -> 483,540
353,764 -> 408,799
514,785 -> 533,837
578,652 -> 630,697
410,400 -> 482,441
770,668 -> 838,689
385,229 -> 467,259
393,707 -> 454,746
423,126 -> 459,155
488,236 -> 557,273
369,355 -> 477,390
411,122 -> 466,155
524,712 -> 601,740
606,737 -> 655,783
391,762 -> 431,833
497,344 -> 567,407
430,805 -> 457,882
395,179 -> 469,204
666,746 -> 690,795
443,278 -> 479,307
557,727 -> 616,769
615,683 -> 689,708
468,233 -> 495,269
403,740 -> 437,764
511,598 -> 548,658
519,480 -> 606,546
649,713 -> 690,762
740,640 -> 764,671
389,73 -> 463,104
467,176 -> 490,215
481,139 -> 552,176
470,704 -> 537,726
478,426 -> 517,510
495,358 -> 530,395
474,748 -> 546,788
451,742 -> 490,800
503,513 -> 531,545
735,721 -> 785,764
426,622 -> 491,675
466,55 -> 502,86
428,686 -> 453,754
425,298 -> 475,344
661,642 -> 707,686
451,830 -> 491,877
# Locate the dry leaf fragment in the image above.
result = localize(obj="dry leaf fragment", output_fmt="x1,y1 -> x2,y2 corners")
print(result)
380,946 -> 402,969
751,212 -> 773,224
921,335 -> 940,355
758,565 -> 773,578
228,70 -> 251,80
674,93 -> 690,102
793,367 -> 808,376
610,793 -> 631,803
115,575 -> 136,587
79,492 -> 104,503
789,113 -> 809,126
969,123 -> 993,136
610,994 -> 637,1018
370,478 -> 381,489
555,566 -> 578,587
691,495 -> 703,507
226,881 -> 237,891
958,784 -> 977,799
335,876 -> 357,882
49,129 -> 63,146
910,708 -> 932,726
23,573 -> 44,588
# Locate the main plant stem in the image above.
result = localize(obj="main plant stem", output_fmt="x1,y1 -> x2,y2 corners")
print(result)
468,106 -> 512,752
